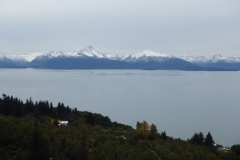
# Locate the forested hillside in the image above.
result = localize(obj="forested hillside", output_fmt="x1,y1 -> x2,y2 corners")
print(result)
0,94 -> 239,160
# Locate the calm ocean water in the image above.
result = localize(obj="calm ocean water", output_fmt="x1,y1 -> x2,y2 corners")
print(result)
1,69 -> 239,146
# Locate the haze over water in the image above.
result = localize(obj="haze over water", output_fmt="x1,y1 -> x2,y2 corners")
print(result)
1,69 -> 239,146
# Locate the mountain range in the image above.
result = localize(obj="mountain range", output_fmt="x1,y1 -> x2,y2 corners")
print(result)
0,46 -> 239,70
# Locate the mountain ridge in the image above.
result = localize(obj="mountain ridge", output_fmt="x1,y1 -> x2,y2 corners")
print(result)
0,46 -> 239,70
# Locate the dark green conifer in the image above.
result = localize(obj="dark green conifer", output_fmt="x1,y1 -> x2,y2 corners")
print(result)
204,132 -> 214,147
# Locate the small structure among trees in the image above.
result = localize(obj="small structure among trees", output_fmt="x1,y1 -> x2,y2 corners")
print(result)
58,120 -> 69,126
51,119 -> 69,126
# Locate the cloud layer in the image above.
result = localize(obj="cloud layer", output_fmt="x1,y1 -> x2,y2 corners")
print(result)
0,0 -> 240,56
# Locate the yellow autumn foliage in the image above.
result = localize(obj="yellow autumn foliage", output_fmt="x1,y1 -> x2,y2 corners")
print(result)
50,118 -> 60,125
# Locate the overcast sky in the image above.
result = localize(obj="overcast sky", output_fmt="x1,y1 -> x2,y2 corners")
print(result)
0,0 -> 239,57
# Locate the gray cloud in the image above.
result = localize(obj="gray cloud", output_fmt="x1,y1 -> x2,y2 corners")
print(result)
0,0 -> 239,56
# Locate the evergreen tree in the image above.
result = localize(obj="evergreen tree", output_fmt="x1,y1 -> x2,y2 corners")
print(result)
30,120 -> 49,160
78,135 -> 89,160
204,132 -> 214,147
198,132 -> 204,145
160,131 -> 167,140
231,144 -> 240,156
190,132 -> 205,145
49,102 -> 55,117
150,124 -> 157,135
190,133 -> 198,145
86,113 -> 95,126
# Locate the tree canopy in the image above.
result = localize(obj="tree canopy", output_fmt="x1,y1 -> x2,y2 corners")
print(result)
0,94 -> 239,160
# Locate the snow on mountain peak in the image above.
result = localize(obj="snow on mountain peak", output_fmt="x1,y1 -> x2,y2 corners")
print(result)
18,51 -> 65,62
0,52 -> 7,59
178,54 -> 240,63
68,46 -> 105,58
20,52 -> 44,62
60,46 -> 119,60
178,54 -> 198,62
132,50 -> 170,59
2,46 -> 240,68
0,52 -> 29,63
44,51 -> 64,57
1,47 -> 171,63
121,50 -> 171,62
81,46 -> 104,58
103,53 -> 120,60
121,54 -> 131,60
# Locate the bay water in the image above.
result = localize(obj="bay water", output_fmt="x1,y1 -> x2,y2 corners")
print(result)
1,69 -> 239,146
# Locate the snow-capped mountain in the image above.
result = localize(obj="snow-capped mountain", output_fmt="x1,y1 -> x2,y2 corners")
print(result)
103,53 -> 120,60
1,47 -> 173,64
0,52 -> 22,63
0,53 -> 6,60
0,46 -> 239,70
80,46 -> 105,58
65,46 -> 105,59
177,54 -> 240,70
21,52 -> 43,62
31,51 -> 65,62
0,52 -> 12,61
18,46 -> 118,63
178,54 -> 240,64
0,52 -> 21,68
8,55 -> 28,63
122,50 -> 171,62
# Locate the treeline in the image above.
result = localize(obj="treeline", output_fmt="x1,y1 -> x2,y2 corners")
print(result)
0,94 -> 76,119
0,94 -> 130,129
189,132 -> 215,147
